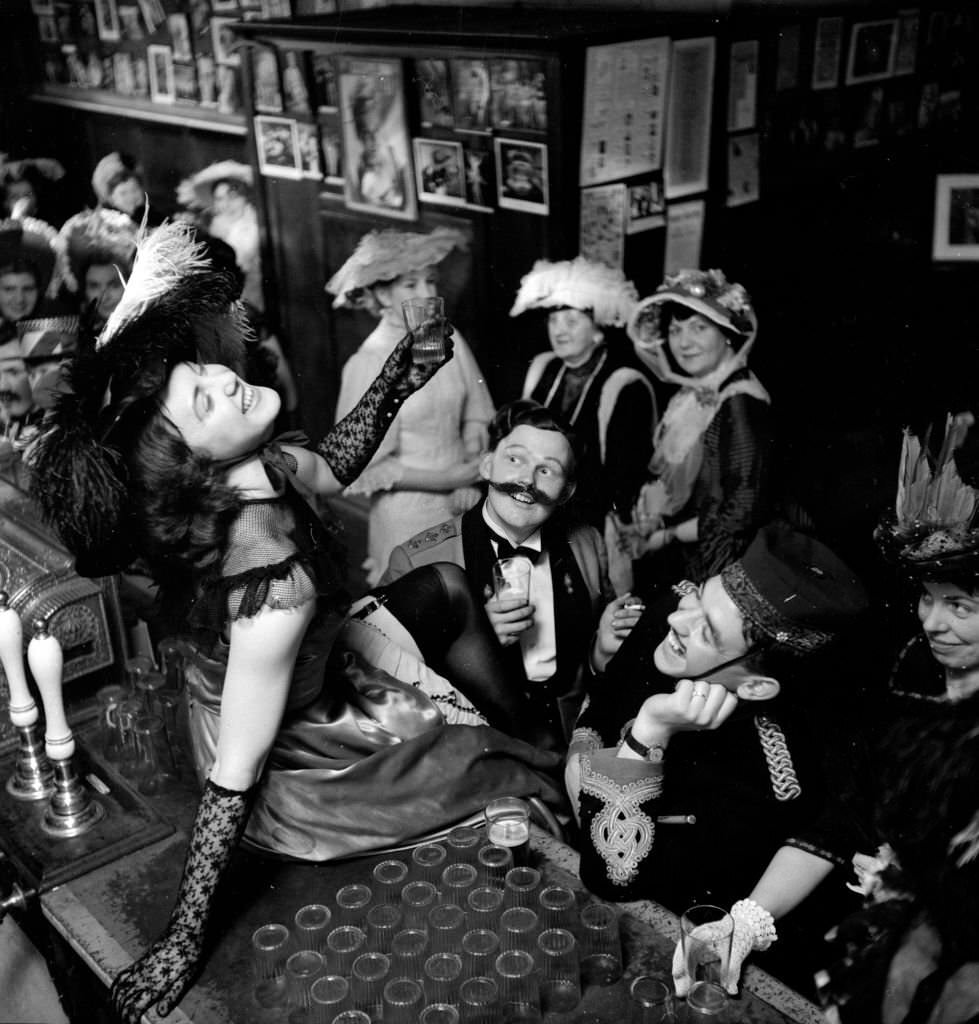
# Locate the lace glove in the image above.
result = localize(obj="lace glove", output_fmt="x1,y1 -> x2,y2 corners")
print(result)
110,779 -> 254,1024
319,323 -> 455,486
671,898 -> 778,997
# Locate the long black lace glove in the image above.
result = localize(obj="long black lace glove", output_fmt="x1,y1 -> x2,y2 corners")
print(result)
110,780 -> 254,1023
319,321 -> 455,486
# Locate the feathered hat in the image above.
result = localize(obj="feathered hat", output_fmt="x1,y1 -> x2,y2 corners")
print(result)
627,268 -> 757,383
91,151 -> 138,205
176,160 -> 254,211
875,414 -> 979,577
325,226 -> 467,309
27,220 -> 250,577
0,153 -> 66,187
58,208 -> 138,293
508,256 -> 638,328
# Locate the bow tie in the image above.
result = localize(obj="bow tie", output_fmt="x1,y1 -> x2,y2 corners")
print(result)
493,536 -> 541,565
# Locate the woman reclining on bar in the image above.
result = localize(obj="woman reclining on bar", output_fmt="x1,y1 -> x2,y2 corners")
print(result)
28,223 -> 563,1023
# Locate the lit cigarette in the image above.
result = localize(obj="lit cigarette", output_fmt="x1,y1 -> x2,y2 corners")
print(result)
656,814 -> 696,825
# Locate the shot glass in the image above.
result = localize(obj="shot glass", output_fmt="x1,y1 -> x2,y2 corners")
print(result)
411,843 -> 448,886
308,974 -> 349,1024
325,925 -> 367,976
440,863 -> 478,906
679,905 -> 733,1003
335,883 -> 373,928
578,903 -> 623,986
460,928 -> 500,980
251,922 -> 291,1008
401,295 -> 447,367
538,884 -> 576,932
295,904 -> 332,953
428,902 -> 466,952
373,858 -> 410,904
495,949 -> 540,1019
503,866 -> 542,909
446,825 -> 483,864
382,977 -> 425,1024
350,951 -> 390,1020
476,843 -> 513,888
331,1012 -> 371,1024
500,906 -> 539,955
424,951 -> 464,1006
629,975 -> 674,1024
419,1005 -> 460,1024
458,976 -> 501,1024
285,949 -> 324,1024
402,880 -> 438,929
538,927 -> 581,1014
466,886 -> 505,932
366,902 -> 403,953
391,928 -> 429,981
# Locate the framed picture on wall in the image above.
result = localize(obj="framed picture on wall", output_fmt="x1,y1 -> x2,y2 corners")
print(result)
812,16 -> 843,90
255,114 -> 302,179
413,138 -> 465,207
95,0 -> 120,42
495,137 -> 548,215
296,121 -> 322,179
845,19 -> 898,85
932,173 -> 979,261
461,136 -> 494,212
147,43 -> 175,103
211,17 -> 240,67
338,57 -> 416,221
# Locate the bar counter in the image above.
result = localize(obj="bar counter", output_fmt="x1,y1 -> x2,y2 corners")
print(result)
38,751 -> 825,1024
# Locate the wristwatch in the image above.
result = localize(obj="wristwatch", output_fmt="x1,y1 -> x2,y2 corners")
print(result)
622,728 -> 665,763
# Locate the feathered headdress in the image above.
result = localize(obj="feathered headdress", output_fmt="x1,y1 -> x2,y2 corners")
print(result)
876,413 -> 979,575
0,209 -> 71,298
27,220 -> 250,576
58,208 -> 138,293
326,226 -> 467,309
508,257 -> 638,328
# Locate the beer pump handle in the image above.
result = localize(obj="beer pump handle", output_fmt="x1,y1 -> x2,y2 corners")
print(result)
27,618 -> 72,762
0,592 -> 36,728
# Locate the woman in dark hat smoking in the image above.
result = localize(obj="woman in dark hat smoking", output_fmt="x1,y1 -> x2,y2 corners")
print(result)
28,223 -> 562,1023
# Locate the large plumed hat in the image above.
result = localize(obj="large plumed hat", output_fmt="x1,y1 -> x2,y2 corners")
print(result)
875,414 -> 979,578
0,212 -> 70,298
720,522 -> 868,654
508,256 -> 638,328
0,153 -> 65,186
91,152 -> 138,205
325,226 -> 467,309
27,221 -> 249,576
176,160 -> 254,211
58,208 -> 138,292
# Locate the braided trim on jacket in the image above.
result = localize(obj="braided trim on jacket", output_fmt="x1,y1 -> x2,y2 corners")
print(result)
568,724 -> 603,759
580,753 -> 663,886
754,714 -> 801,802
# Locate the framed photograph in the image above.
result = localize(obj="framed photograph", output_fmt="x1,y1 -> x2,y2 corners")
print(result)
664,199 -> 705,275
254,114 -> 301,179
845,19 -> 898,85
174,62 -> 198,103
495,137 -> 548,215
338,57 -> 416,221
94,0 -> 120,41
413,138 -> 465,207
489,58 -> 547,132
626,179 -> 665,234
147,43 -> 175,103
461,136 -> 494,212
295,121 -> 322,179
135,0 -> 164,34
812,16 -> 843,90
451,59 -> 491,132
727,39 -> 758,132
211,17 -> 240,67
664,36 -> 715,199
932,174 -> 979,261
894,9 -> 920,76
579,183 -> 626,269
318,109 -> 343,183
282,50 -> 311,116
252,44 -> 283,113
311,53 -> 338,110
167,13 -> 192,61
414,58 -> 453,128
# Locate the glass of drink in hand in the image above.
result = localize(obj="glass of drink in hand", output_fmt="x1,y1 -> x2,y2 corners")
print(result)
402,296 -> 446,366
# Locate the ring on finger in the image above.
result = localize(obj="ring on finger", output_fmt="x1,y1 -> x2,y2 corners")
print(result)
691,688 -> 709,700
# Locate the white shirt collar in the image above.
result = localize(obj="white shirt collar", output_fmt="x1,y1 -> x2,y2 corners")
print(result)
482,501 -> 542,552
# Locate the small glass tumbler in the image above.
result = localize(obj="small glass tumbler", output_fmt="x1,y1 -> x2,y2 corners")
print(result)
325,925 -> 367,976
537,928 -> 581,1014
419,1005 -> 460,1024
373,859 -> 410,904
476,844 -> 513,888
446,825 -> 483,865
503,866 -> 542,909
466,886 -> 505,932
484,796 -> 531,865
132,712 -> 178,795
366,903 -> 403,953
578,903 -> 623,986
424,951 -> 464,1006
629,975 -> 674,1024
286,949 -> 325,1024
458,976 -> 500,1024
538,885 -> 576,932
350,951 -> 390,1020
460,928 -> 499,980
495,949 -> 540,1019
428,902 -> 466,952
411,843 -> 448,886
401,295 -> 447,367
499,906 -> 539,955
96,683 -> 128,762
383,977 -> 425,1024
440,863 -> 478,906
390,927 -> 429,981
679,905 -> 733,998
331,1012 -> 371,1024
124,653 -> 155,694
335,884 -> 373,928
402,880 -> 438,930
295,904 -> 332,952
308,975 -> 349,1024
251,922 -> 291,1008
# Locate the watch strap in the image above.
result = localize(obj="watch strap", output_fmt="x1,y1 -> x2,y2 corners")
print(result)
622,728 -> 665,762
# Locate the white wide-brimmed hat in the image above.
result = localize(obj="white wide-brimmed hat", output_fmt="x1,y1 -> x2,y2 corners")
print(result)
508,256 -> 637,328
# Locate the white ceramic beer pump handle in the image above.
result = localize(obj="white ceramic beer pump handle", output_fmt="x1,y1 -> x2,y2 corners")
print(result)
0,593 -> 36,728
28,621 -> 72,761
